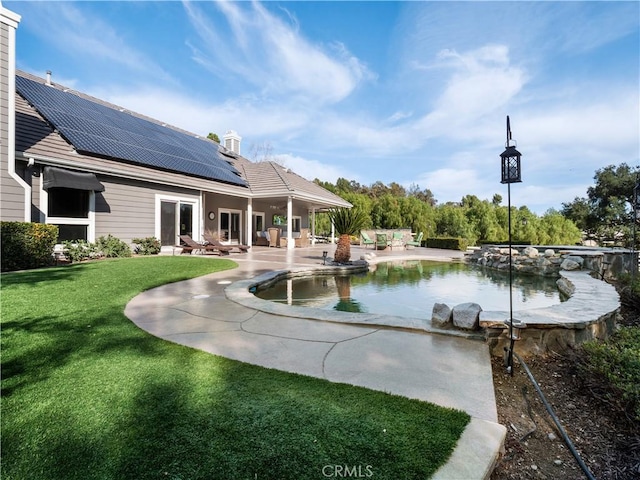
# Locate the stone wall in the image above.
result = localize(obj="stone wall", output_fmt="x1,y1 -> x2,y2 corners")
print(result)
479,269 -> 621,357
466,245 -> 637,280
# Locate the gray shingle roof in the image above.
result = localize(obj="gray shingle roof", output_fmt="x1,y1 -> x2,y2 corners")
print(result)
234,160 -> 351,208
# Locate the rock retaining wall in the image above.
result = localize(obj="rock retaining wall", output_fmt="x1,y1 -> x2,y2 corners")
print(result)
480,270 -> 620,357
466,245 -> 638,280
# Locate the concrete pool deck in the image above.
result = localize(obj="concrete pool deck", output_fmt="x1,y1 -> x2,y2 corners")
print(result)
125,245 -> 506,479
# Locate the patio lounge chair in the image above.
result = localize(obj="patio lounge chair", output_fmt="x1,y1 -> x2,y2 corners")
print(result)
375,233 -> 389,250
390,231 -> 404,250
405,232 -> 423,248
361,231 -> 375,248
178,235 -> 230,255
203,233 -> 250,253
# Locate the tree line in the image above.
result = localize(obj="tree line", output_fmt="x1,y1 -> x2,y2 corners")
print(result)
313,179 -> 582,246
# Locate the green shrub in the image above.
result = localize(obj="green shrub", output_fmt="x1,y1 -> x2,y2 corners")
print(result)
132,237 -> 161,255
95,234 -> 131,258
425,237 -> 469,251
1,221 -> 58,271
62,240 -> 101,263
581,326 -> 640,421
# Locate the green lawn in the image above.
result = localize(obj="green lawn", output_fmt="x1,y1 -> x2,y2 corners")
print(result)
1,256 -> 470,480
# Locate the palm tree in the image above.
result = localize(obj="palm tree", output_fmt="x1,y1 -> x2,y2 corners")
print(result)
326,207 -> 368,263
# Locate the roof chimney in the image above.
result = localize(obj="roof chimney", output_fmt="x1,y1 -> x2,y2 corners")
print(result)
45,70 -> 52,86
223,130 -> 242,155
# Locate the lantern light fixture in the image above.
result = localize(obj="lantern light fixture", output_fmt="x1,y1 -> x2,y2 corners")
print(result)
500,116 -> 523,184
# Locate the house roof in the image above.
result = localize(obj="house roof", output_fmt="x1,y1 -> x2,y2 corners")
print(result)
14,70 -> 350,209
232,158 -> 351,209
15,71 -> 247,187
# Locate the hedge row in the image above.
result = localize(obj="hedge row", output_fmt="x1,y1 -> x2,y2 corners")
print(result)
425,237 -> 469,251
1,222 -> 58,272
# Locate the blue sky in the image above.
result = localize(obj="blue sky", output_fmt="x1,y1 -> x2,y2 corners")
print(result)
7,1 -> 640,213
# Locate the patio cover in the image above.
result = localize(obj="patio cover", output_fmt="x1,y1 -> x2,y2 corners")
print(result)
43,166 -> 105,192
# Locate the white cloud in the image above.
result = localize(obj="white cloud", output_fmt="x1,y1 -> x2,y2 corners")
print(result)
414,168 -> 483,204
18,2 -> 175,84
183,1 -> 372,104
416,45 -> 526,137
94,86 -> 311,139
273,153 -> 361,184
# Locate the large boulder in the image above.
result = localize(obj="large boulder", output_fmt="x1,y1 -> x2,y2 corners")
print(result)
544,249 -> 556,257
563,255 -> 584,267
431,303 -> 452,327
522,246 -> 539,258
452,302 -> 482,330
556,277 -> 575,297
561,259 -> 581,271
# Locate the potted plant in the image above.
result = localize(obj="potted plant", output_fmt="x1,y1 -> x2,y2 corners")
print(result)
326,207 -> 368,264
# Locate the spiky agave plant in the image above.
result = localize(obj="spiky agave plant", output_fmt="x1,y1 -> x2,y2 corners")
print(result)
326,207 -> 368,264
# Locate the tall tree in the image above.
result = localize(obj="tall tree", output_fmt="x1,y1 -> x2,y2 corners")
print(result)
207,132 -> 220,143
562,163 -> 639,246
408,184 -> 437,206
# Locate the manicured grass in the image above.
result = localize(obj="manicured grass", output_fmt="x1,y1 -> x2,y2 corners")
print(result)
1,257 -> 470,480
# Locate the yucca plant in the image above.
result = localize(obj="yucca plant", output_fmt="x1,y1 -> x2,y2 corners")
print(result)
326,207 -> 368,263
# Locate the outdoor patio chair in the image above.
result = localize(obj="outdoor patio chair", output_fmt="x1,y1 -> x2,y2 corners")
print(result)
375,233 -> 389,250
203,233 -> 249,253
178,235 -> 229,255
405,232 -> 423,248
390,231 -> 404,250
361,231 -> 375,248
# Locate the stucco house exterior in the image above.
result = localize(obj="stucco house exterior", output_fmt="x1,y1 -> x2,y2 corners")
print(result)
1,4 -> 350,252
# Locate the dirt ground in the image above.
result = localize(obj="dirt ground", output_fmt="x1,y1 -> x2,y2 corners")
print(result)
490,307 -> 640,480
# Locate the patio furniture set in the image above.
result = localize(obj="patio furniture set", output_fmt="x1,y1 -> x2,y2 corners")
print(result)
361,231 -> 423,250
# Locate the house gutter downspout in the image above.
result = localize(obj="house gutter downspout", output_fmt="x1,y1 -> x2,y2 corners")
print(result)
2,6 -> 30,221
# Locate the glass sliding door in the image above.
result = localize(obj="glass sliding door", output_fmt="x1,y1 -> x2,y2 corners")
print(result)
160,199 -> 195,246
179,203 -> 193,237
219,210 -> 242,244
253,212 -> 265,243
160,201 -> 177,246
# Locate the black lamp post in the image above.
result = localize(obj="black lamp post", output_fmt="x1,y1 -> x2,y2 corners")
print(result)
500,116 -> 523,376
633,177 -> 640,281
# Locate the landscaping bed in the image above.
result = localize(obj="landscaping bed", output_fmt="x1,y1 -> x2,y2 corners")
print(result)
491,302 -> 640,480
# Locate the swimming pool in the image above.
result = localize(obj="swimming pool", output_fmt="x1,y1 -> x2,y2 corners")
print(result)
254,260 -> 565,319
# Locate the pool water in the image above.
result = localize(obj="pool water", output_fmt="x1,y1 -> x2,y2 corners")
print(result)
255,260 -> 565,318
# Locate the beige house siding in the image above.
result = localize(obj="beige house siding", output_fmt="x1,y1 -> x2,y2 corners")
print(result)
1,14 -> 27,222
0,159 -> 26,221
95,178 -> 156,243
96,177 -> 201,244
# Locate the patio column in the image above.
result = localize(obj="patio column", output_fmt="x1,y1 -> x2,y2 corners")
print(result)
311,207 -> 316,245
246,198 -> 252,247
286,196 -> 294,250
331,219 -> 335,244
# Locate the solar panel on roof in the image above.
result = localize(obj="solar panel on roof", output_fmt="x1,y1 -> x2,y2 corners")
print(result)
16,75 -> 247,187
